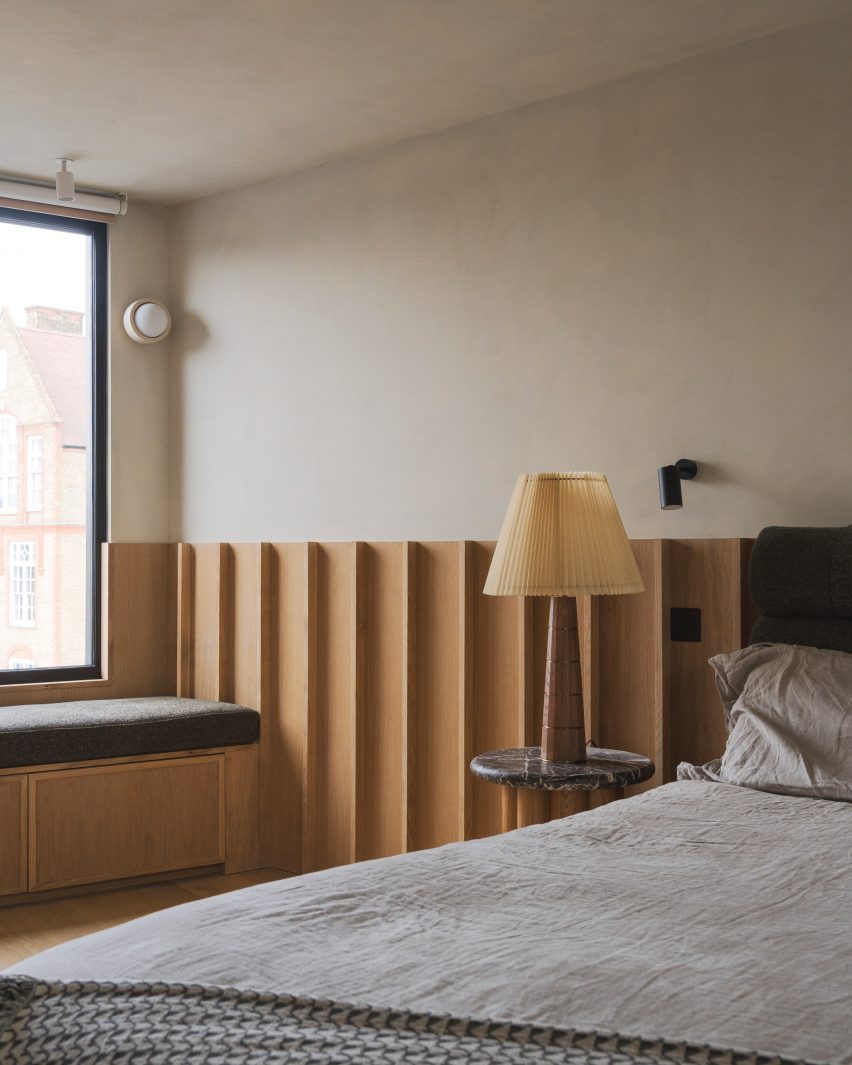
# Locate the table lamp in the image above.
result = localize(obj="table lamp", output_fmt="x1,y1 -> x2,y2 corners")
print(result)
484,472 -> 644,762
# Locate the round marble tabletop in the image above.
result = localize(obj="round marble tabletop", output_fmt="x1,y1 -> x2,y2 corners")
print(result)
469,746 -> 654,792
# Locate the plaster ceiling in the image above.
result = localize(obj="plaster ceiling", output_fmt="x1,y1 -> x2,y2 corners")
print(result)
3,0 -> 851,204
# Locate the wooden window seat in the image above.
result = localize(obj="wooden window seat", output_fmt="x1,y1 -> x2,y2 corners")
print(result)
0,697 -> 260,906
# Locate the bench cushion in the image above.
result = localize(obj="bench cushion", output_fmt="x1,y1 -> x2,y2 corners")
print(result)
0,697 -> 260,769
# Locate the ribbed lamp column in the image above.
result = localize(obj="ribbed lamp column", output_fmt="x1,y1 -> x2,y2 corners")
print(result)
483,473 -> 644,763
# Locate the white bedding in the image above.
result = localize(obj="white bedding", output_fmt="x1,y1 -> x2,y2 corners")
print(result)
8,782 -> 851,1063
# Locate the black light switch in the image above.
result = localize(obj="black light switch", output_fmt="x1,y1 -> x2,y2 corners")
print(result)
670,607 -> 702,642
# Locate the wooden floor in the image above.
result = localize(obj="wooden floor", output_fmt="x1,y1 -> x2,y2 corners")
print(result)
0,868 -> 289,969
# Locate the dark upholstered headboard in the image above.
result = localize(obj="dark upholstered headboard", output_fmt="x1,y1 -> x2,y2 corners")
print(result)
749,526 -> 852,653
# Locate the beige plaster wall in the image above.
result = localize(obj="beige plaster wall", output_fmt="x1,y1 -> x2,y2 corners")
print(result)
170,16 -> 852,543
109,202 -> 171,541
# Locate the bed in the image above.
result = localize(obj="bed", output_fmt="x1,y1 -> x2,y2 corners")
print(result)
2,526 -> 850,1063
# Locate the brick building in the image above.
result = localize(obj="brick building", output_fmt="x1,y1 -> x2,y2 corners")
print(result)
0,305 -> 88,670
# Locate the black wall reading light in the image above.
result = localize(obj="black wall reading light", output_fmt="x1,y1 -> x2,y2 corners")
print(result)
658,459 -> 698,510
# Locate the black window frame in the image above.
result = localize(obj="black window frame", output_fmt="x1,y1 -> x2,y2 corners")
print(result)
0,205 -> 107,685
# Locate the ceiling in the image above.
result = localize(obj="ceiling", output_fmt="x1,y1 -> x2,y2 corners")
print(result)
3,0 -> 851,204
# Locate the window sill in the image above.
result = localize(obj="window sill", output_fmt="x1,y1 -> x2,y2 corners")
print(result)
0,676 -> 110,696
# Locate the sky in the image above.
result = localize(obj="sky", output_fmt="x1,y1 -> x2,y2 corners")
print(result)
0,218 -> 88,326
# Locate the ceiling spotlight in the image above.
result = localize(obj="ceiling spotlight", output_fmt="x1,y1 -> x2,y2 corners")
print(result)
658,459 -> 698,510
55,159 -> 75,202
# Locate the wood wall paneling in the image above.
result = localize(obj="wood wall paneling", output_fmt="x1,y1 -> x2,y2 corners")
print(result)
231,543 -> 262,714
104,543 -> 179,696
159,537 -> 754,870
667,539 -> 750,773
177,543 -> 194,697
225,543 -> 264,871
470,542 -> 528,838
410,542 -> 462,852
191,544 -> 231,702
263,543 -> 317,875
596,540 -> 664,792
655,541 -> 672,784
0,538 -> 752,885
458,541 -> 475,842
313,543 -> 357,871
402,541 -> 417,853
359,543 -> 406,861
350,542 -> 367,862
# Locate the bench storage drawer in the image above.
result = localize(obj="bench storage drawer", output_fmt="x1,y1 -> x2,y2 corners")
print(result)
29,756 -> 225,892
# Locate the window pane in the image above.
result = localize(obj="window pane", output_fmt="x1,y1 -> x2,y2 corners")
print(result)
27,434 -> 44,511
0,217 -> 96,671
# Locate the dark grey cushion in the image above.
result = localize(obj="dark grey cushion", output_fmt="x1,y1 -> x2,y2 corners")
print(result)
749,525 -> 852,654
0,697 -> 259,769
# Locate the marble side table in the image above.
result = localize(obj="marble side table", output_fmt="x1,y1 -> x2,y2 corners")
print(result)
470,746 -> 654,831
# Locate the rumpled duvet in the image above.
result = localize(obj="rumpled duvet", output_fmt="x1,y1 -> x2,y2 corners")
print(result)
7,782 -> 851,1064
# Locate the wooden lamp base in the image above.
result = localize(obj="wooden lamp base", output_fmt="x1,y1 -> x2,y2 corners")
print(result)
541,595 -> 586,762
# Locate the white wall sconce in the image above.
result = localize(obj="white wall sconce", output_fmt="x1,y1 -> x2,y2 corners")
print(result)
123,299 -> 172,344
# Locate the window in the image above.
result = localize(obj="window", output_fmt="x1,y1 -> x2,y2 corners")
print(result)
10,541 -> 35,626
0,414 -> 17,512
27,434 -> 43,510
0,207 -> 106,681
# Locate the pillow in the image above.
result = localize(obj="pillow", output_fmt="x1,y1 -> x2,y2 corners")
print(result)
677,643 -> 852,801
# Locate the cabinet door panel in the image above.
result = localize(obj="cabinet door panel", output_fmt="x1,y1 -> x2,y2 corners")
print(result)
30,756 -> 224,891
0,776 -> 27,896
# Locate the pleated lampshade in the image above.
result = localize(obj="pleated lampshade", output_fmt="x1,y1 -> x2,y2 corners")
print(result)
484,472 -> 644,597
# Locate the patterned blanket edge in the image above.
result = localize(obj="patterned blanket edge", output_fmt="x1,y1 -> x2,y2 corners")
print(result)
0,974 -> 824,1065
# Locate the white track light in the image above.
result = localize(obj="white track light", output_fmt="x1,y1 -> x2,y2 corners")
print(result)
55,159 -> 75,202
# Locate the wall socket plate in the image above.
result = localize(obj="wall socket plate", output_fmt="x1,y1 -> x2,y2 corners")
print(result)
670,607 -> 702,642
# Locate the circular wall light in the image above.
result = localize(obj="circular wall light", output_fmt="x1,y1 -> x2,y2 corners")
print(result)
123,299 -> 172,344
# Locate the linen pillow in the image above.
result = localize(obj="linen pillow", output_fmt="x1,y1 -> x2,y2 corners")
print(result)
677,642 -> 852,801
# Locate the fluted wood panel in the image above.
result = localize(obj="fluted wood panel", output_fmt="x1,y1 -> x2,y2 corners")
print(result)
409,542 -> 463,851
359,543 -> 406,861
596,540 -> 667,793
231,543 -> 262,714
171,538 -> 751,875
313,543 -> 358,870
667,539 -> 752,773
176,543 -> 194,697
471,542 -> 539,838
226,544 -> 264,872
0,539 -> 753,880
267,543 -> 316,874
191,544 -> 230,702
